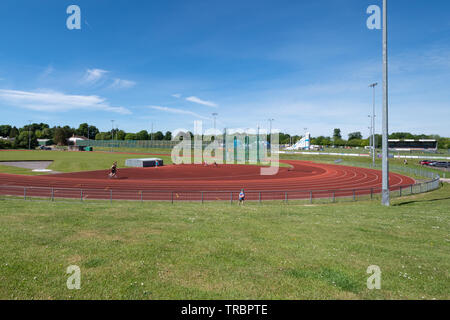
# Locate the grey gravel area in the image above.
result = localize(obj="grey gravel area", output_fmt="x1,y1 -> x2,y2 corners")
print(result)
0,161 -> 54,170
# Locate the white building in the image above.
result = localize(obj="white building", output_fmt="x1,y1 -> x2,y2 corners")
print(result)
68,135 -> 88,145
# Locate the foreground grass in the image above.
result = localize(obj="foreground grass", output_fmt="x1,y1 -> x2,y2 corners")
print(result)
0,184 -> 448,300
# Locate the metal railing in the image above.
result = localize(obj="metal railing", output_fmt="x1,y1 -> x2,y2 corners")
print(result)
0,176 -> 441,204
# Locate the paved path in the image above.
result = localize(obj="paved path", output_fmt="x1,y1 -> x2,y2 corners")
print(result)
0,161 -> 53,170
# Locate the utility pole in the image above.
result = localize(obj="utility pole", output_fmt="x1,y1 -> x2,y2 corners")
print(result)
369,82 -> 378,167
381,0 -> 390,206
212,113 -> 218,131
28,120 -> 32,150
111,120 -> 115,152
268,119 -> 274,151
151,122 -> 154,141
257,125 -> 260,163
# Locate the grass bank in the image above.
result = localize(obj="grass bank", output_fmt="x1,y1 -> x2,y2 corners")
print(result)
0,184 -> 448,299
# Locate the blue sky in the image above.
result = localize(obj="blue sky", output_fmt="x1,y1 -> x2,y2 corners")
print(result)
0,0 -> 449,138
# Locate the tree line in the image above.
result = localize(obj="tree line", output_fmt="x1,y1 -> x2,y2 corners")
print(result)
310,129 -> 449,149
0,123 -> 171,149
0,123 -> 448,150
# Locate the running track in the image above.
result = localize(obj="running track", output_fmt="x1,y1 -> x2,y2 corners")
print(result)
0,160 -> 416,201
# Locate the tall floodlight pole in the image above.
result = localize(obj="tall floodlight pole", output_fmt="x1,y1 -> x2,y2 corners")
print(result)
151,122 -> 154,141
381,0 -> 390,206
369,82 -> 378,166
257,125 -> 260,163
28,120 -> 32,150
268,119 -> 274,134
268,119 -> 274,151
212,113 -> 218,131
111,120 -> 115,152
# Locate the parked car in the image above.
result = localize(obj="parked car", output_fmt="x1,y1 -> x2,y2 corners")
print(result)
433,161 -> 449,168
419,160 -> 434,165
39,146 -> 51,150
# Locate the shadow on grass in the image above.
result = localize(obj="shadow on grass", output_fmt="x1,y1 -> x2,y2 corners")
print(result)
394,196 -> 450,206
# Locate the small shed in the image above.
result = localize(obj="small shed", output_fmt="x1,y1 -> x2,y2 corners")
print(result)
125,158 -> 163,167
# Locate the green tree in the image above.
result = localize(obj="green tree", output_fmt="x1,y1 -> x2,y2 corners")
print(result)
153,131 -> 164,140
389,132 -> 415,139
41,128 -> 53,139
62,126 -> 75,138
9,127 -> 19,138
53,127 -> 67,146
164,131 -> 172,141
75,123 -> 89,138
116,130 -> 126,140
125,133 -> 137,140
0,125 -> 12,137
333,138 -> 346,147
136,130 -> 149,140
333,128 -> 342,141
0,139 -> 13,149
95,132 -> 112,140
348,132 -> 362,140
437,137 -> 450,149
312,136 -> 332,146
14,131 -> 38,149
291,135 -> 301,144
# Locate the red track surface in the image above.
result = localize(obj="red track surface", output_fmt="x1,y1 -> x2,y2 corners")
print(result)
0,160 -> 415,201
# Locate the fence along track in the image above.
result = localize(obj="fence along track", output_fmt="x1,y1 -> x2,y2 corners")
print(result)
0,175 -> 440,204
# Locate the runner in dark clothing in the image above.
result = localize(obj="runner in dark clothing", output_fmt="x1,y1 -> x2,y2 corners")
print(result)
109,161 -> 118,178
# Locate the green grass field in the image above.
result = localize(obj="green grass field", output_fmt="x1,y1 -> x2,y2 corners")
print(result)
0,150 -> 173,175
0,150 -> 288,175
0,149 -> 448,300
0,184 -> 448,299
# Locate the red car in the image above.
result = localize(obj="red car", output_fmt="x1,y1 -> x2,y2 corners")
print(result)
419,160 -> 435,166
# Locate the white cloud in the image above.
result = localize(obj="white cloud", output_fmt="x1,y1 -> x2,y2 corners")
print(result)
172,93 -> 182,98
82,68 -> 108,84
0,89 -> 131,114
149,105 -> 210,120
110,78 -> 136,89
40,66 -> 54,78
186,96 -> 218,107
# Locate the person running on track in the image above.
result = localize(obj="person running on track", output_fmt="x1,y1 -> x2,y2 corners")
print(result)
109,161 -> 118,178
238,189 -> 245,205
